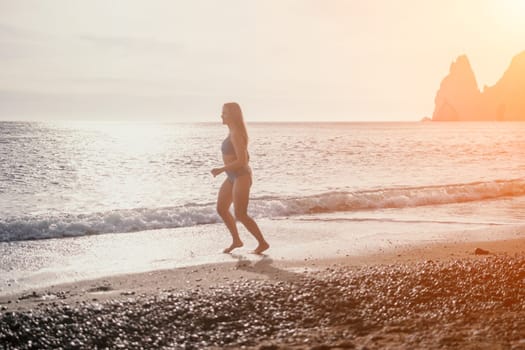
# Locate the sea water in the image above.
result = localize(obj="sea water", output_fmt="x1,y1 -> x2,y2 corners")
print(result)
1,121 -> 525,293
1,121 -> 525,242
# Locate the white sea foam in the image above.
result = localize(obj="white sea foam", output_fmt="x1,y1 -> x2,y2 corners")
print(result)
2,179 -> 524,242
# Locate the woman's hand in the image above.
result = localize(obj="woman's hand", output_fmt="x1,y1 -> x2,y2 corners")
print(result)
211,167 -> 224,177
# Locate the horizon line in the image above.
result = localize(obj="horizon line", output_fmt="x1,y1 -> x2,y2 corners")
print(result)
0,118 -> 424,124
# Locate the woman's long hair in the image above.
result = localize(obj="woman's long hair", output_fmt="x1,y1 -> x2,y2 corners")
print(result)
224,102 -> 248,145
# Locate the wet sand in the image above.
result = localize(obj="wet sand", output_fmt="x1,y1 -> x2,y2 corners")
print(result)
1,237 -> 525,349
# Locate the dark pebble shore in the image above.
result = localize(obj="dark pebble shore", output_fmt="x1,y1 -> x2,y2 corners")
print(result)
2,254 -> 525,349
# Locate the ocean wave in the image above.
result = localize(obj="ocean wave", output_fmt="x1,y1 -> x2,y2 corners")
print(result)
0,205 -> 220,242
1,179 -> 524,242
252,178 -> 525,216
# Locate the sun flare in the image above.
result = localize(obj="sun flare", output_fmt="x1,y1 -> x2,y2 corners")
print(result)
492,0 -> 525,28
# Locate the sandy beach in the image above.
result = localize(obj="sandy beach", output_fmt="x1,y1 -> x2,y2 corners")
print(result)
2,230 -> 525,349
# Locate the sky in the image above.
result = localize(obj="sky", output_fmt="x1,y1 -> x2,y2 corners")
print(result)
0,0 -> 524,122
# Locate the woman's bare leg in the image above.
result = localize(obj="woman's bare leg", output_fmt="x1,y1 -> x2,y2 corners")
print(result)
233,175 -> 269,254
216,179 -> 243,253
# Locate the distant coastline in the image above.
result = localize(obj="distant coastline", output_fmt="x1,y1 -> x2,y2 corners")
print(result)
431,50 -> 525,121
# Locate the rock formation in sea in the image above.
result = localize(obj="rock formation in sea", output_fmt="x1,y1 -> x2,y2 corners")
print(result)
432,51 -> 525,121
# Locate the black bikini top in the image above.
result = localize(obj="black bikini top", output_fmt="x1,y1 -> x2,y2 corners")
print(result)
221,135 -> 250,160
221,135 -> 235,155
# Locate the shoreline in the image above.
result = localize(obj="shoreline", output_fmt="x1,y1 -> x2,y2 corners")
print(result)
3,215 -> 524,298
2,235 -> 524,312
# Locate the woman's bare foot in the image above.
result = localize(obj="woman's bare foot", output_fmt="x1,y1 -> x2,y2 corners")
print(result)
252,241 -> 270,255
223,241 -> 243,254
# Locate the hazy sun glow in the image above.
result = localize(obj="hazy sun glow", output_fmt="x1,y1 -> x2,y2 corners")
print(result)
486,0 -> 525,33
0,0 -> 523,121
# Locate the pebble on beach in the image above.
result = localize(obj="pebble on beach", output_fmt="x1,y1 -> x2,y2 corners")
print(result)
1,254 -> 525,349
474,247 -> 490,255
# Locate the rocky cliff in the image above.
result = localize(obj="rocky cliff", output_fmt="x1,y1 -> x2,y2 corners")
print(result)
432,51 -> 525,121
